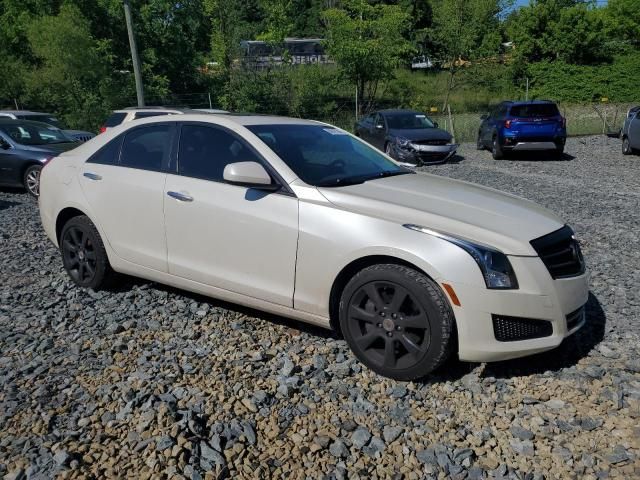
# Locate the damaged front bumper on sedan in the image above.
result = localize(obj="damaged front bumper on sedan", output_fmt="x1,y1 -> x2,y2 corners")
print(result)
389,141 -> 459,166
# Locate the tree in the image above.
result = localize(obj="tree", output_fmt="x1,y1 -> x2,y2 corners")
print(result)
430,0 -> 510,110
323,0 -> 413,114
506,0 -> 604,64
601,0 -> 640,49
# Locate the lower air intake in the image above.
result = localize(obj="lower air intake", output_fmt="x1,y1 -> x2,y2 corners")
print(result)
492,315 -> 553,342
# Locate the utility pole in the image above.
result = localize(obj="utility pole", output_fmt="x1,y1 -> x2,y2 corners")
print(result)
123,0 -> 145,107
525,77 -> 529,101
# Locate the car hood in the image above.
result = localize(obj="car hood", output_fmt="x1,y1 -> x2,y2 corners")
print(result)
63,129 -> 94,137
388,128 -> 452,142
318,173 -> 565,256
19,142 -> 78,154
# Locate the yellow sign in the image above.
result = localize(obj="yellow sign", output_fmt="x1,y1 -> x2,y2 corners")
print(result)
430,107 -> 438,113
601,97 -> 609,103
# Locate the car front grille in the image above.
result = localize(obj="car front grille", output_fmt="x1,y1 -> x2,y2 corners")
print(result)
566,306 -> 585,331
530,226 -> 585,279
492,315 -> 553,342
74,134 -> 95,143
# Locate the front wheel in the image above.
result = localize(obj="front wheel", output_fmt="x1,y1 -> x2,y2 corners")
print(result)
622,137 -> 632,155
384,142 -> 394,159
339,264 -> 454,380
60,215 -> 116,289
23,164 -> 42,197
492,137 -> 504,160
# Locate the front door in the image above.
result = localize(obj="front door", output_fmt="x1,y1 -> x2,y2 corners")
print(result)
630,113 -> 640,149
163,123 -> 299,306
78,123 -> 173,272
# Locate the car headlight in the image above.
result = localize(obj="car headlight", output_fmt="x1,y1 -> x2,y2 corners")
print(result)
395,136 -> 412,148
403,224 -> 519,289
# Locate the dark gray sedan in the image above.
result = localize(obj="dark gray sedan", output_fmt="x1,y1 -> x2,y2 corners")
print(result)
354,109 -> 458,165
0,119 -> 78,196
622,106 -> 640,155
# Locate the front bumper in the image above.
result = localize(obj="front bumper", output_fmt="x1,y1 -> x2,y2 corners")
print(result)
390,142 -> 458,165
446,256 -> 589,362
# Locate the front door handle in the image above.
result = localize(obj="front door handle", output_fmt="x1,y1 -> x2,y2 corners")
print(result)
167,191 -> 193,202
83,172 -> 102,181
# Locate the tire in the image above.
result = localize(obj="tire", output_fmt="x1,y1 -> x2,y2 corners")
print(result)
476,132 -> 484,150
492,136 -> 504,160
338,264 -> 454,380
23,164 -> 42,197
384,142 -> 394,158
553,146 -> 565,160
60,215 -> 116,289
622,136 -> 632,155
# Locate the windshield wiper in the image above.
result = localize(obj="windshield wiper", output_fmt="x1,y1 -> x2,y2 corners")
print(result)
317,170 -> 412,188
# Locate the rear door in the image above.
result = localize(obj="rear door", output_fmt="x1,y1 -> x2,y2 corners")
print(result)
79,123 -> 174,271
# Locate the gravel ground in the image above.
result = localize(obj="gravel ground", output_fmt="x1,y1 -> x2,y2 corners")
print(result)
1,135 -> 639,480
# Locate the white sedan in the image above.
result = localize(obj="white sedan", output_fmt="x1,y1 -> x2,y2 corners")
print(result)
39,114 -> 589,380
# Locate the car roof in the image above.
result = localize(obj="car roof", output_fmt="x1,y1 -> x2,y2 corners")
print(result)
376,109 -> 424,115
113,107 -> 188,114
505,100 -> 557,106
0,118 -> 63,128
0,110 -> 55,116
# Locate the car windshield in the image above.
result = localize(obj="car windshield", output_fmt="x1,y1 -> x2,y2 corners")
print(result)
19,115 -> 64,129
0,123 -> 73,145
247,124 -> 411,187
509,104 -> 559,118
385,113 -> 435,129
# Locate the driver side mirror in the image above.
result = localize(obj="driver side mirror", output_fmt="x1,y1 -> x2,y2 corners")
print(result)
0,138 -> 10,150
223,161 -> 280,191
433,121 -> 439,128
480,114 -> 488,120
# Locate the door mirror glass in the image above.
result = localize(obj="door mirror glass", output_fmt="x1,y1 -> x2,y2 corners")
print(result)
223,161 -> 278,190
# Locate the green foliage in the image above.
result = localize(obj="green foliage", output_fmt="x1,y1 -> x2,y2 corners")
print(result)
507,0 -> 605,64
527,53 -> 640,103
323,0 -> 414,110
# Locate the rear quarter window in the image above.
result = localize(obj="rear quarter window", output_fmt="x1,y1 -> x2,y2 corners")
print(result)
105,112 -> 127,127
87,135 -> 123,165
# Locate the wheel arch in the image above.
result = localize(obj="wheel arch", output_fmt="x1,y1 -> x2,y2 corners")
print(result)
328,254 -> 455,333
55,207 -> 90,244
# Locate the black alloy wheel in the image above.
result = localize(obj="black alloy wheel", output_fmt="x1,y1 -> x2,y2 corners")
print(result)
60,215 -> 115,289
622,137 -> 632,155
339,264 -> 454,380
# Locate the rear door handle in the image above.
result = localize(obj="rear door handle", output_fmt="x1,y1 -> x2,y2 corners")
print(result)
167,191 -> 193,202
83,172 -> 102,181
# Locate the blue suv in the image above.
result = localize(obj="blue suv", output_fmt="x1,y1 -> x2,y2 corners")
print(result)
477,101 -> 567,159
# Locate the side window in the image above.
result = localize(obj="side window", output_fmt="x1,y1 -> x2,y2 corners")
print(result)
87,136 -> 123,165
120,124 -> 171,172
178,124 -> 263,182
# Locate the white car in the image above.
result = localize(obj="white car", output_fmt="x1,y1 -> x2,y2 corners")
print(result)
39,114 -> 589,380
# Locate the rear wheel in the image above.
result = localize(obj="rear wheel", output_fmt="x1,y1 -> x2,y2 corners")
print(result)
492,136 -> 504,160
60,215 -> 115,289
339,264 -> 454,380
622,136 -> 632,155
23,164 -> 42,197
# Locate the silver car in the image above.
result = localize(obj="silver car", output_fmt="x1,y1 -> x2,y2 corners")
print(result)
622,106 -> 640,155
